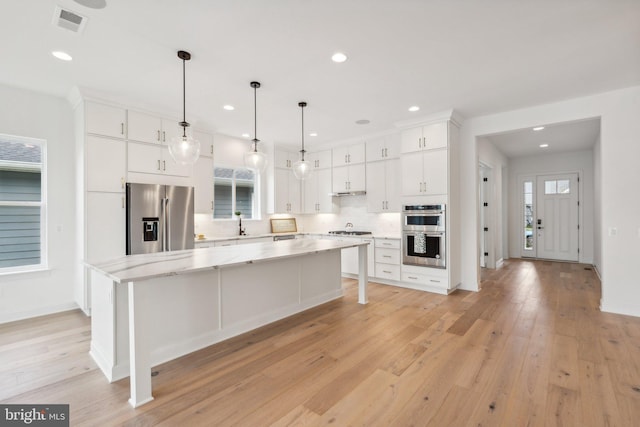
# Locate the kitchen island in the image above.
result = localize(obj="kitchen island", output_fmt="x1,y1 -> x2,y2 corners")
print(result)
86,238 -> 369,407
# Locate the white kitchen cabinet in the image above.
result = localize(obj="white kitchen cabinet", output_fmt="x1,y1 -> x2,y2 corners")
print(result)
127,142 -> 190,177
374,238 -> 401,281
193,155 -> 214,213
274,168 -> 301,213
274,149 -> 298,169
214,240 -> 237,247
332,236 -> 374,277
400,122 -> 448,153
304,168 -> 336,213
332,143 -> 366,166
400,264 -> 448,294
127,110 -> 183,145
307,149 -> 332,169
85,102 -> 126,139
366,134 -> 400,161
86,136 -> 126,193
332,163 -> 366,194
194,130 -> 214,158
366,158 -> 400,212
86,192 -> 126,263
400,149 -> 447,196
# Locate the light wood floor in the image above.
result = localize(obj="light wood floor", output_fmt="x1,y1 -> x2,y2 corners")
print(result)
2,260 -> 640,426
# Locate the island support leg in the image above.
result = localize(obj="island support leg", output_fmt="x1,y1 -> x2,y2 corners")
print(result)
358,244 -> 368,304
127,281 -> 154,408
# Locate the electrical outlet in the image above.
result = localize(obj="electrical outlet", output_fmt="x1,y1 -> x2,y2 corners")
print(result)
608,227 -> 617,237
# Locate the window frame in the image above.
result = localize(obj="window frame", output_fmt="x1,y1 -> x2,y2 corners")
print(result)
0,133 -> 47,275
212,164 -> 261,221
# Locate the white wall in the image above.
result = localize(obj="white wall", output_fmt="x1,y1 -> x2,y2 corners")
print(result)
0,84 -> 78,323
507,149 -> 594,263
593,134 -> 602,276
459,85 -> 640,317
477,137 -> 508,266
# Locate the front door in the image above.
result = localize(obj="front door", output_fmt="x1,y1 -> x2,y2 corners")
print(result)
535,173 -> 579,261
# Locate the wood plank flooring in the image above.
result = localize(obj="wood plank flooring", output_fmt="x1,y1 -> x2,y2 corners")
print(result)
2,259 -> 640,426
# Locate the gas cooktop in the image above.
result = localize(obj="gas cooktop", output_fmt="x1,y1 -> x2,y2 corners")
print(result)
328,230 -> 373,236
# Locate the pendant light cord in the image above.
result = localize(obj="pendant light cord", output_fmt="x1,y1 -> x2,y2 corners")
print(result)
253,84 -> 258,152
182,56 -> 187,138
300,104 -> 305,161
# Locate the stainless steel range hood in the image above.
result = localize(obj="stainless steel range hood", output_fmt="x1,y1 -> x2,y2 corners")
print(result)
330,190 -> 367,197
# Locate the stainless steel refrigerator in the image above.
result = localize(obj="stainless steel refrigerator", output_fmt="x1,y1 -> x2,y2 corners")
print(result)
126,183 -> 194,255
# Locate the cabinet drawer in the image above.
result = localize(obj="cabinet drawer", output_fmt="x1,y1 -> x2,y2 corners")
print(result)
214,240 -> 237,247
401,272 -> 447,288
375,263 -> 401,281
375,247 -> 400,264
375,239 -> 400,249
195,242 -> 214,248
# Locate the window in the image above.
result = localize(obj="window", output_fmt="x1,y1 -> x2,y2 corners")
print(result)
0,134 -> 46,272
544,179 -> 570,195
523,180 -> 533,251
213,166 -> 258,219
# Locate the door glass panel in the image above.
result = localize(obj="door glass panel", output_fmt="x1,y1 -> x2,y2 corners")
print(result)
524,181 -> 533,251
557,179 -> 570,194
544,180 -> 557,195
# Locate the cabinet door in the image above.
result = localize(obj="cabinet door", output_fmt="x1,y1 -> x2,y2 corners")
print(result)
348,163 -> 366,192
400,151 -> 424,196
385,158 -> 401,211
85,102 -> 126,139
366,161 -> 386,212
365,138 -> 386,162
128,142 -> 162,174
331,146 -> 349,166
422,122 -> 448,150
422,149 -> 448,195
128,110 -> 162,144
400,127 -> 423,153
347,143 -> 366,164
194,156 -> 213,213
86,136 -> 126,192
288,171 -> 301,213
303,171 -> 318,213
316,168 -> 336,213
161,119 -> 182,144
384,133 -> 401,159
194,130 -> 214,158
274,168 -> 291,213
86,192 -> 125,262
275,149 -> 295,169
162,147 -> 191,177
332,165 -> 349,193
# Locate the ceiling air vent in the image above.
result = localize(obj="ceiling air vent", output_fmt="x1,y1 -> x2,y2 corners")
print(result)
52,6 -> 87,34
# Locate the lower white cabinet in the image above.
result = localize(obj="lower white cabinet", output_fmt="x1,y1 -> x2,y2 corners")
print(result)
193,156 -> 214,214
400,264 -> 448,293
374,238 -> 401,281
86,192 -> 125,263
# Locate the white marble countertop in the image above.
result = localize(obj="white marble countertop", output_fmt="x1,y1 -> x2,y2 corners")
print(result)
194,232 -> 401,243
87,238 -> 369,283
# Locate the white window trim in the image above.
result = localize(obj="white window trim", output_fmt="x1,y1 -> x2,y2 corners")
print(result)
0,134 -> 47,274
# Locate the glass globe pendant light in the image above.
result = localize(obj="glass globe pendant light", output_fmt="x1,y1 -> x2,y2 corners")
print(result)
292,101 -> 311,180
244,81 -> 268,173
168,50 -> 201,166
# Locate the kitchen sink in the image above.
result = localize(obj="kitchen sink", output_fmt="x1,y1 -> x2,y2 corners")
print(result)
328,230 -> 372,236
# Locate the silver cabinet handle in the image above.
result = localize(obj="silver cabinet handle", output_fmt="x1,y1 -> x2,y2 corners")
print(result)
121,123 -> 124,135
408,276 -> 418,280
385,148 -> 388,157
163,160 -> 166,171
121,177 -> 125,189
210,145 -> 213,155
157,130 -> 161,141
163,131 -> 166,142
381,148 -> 384,158
157,160 -> 161,170
430,279 -> 441,283
383,270 -> 392,274
383,255 -> 391,258
348,154 -> 351,163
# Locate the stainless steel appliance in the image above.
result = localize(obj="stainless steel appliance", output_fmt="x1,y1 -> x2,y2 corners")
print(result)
402,204 -> 446,268
126,183 -> 194,255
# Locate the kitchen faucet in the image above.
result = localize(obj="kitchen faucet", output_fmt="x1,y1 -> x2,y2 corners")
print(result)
345,222 -> 353,231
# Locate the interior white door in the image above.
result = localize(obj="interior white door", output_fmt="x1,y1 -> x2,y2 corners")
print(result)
535,173 -> 579,261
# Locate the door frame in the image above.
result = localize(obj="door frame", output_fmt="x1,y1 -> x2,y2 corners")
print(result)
517,170 -> 584,262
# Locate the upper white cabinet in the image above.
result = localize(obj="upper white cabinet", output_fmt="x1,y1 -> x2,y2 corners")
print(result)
366,134 -> 400,161
332,164 -> 366,193
274,149 -> 299,169
194,130 -> 214,158
127,142 -> 190,177
304,168 -> 337,213
193,156 -> 214,213
86,136 -> 126,193
85,102 -> 126,139
400,122 -> 447,153
274,168 -> 301,213
332,143 -> 366,166
366,158 -> 400,212
401,149 -> 447,196
307,150 -> 332,169
127,110 -> 183,145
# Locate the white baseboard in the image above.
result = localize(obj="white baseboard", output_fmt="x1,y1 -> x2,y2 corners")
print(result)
0,302 -> 80,325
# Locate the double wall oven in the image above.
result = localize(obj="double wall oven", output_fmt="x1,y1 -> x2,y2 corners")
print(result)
402,204 -> 446,268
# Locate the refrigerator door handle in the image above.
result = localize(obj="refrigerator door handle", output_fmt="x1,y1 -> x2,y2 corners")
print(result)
165,198 -> 170,251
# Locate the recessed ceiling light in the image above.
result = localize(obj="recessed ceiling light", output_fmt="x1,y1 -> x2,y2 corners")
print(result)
331,52 -> 347,63
355,119 -> 370,125
51,51 -> 72,61
539,144 -> 549,148
533,126 -> 545,131
408,106 -> 420,112
223,105 -> 235,111
241,133 -> 250,138
309,132 -> 318,137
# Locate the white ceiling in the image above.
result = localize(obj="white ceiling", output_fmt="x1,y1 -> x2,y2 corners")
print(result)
484,118 -> 601,158
2,1 -> 639,150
